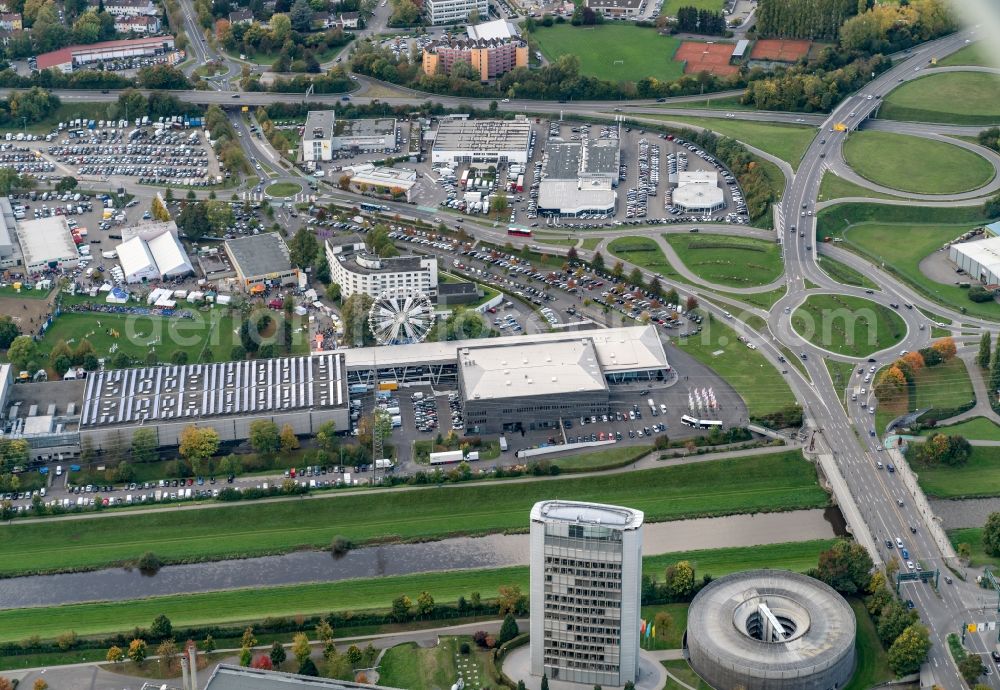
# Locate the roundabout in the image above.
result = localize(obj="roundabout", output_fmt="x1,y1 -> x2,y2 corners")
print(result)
264,181 -> 303,198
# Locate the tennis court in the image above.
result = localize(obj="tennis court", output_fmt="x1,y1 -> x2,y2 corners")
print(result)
675,41 -> 740,76
749,39 -> 811,63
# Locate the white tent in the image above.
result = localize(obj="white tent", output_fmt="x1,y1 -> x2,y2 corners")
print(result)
117,236 -> 159,284
147,231 -> 193,278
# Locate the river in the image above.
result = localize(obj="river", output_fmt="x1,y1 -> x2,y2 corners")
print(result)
0,507 -> 845,609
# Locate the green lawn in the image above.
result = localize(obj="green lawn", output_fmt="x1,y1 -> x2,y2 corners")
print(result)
876,357 -> 974,433
532,24 -> 682,82
663,234 -> 783,288
0,284 -> 52,299
817,171 -> 903,203
265,182 -> 303,197
791,294 -> 907,357
0,538 -> 836,644
825,359 -> 857,394
661,0 -> 722,15
641,115 -> 816,169
671,313 -> 797,416
935,43 -> 991,68
0,451 -> 825,577
844,599 -> 893,690
379,637 -> 496,690
662,660 -> 713,690
843,131 -> 995,194
608,236 -> 679,278
666,94 -> 748,111
549,444 -> 653,471
921,416 -> 1000,441
816,255 -> 878,290
881,72 -> 1000,125
714,285 -> 787,310
532,234 -> 579,248
640,603 -> 690,649
950,527 -> 1000,568
581,237 -> 602,250
914,444 -> 1000,499
817,203 -> 1000,319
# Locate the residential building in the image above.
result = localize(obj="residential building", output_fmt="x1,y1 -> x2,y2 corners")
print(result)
101,0 -> 158,16
301,110 -> 397,162
224,233 -> 299,292
530,500 -> 644,686
585,0 -> 643,18
331,10 -> 359,28
114,14 -> 161,32
0,13 -> 21,30
325,238 -> 438,299
228,8 -> 253,23
424,0 -> 487,25
36,35 -> 176,72
422,34 -> 527,81
14,216 -> 79,273
430,117 -> 532,165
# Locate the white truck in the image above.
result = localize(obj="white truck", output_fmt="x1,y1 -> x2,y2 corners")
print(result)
375,458 -> 395,470
429,450 -> 464,465
466,451 -> 480,461
499,436 -> 508,452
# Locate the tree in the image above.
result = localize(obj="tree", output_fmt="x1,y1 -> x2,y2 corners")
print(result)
270,640 -> 287,668
887,623 -> 931,676
151,195 -> 171,222
876,599 -> 915,646
346,644 -> 363,667
392,594 -> 412,621
249,419 -> 281,458
685,295 -> 698,312
984,512 -> 1000,556
156,639 -> 179,671
663,560 -> 695,599
280,424 -> 299,452
32,680 -> 47,690
612,261 -> 625,281
7,335 -> 39,371
0,678 -> 11,690
498,613 -> 519,645
128,638 -> 147,664
177,201 -> 212,240
150,614 -> 172,640
490,191 -> 509,220
241,626 -> 257,650
416,590 -> 435,616
252,655 -> 274,670
131,427 -> 158,464
292,633 -> 311,664
958,542 -> 972,561
653,611 -> 673,641
178,425 -> 220,467
874,365 -> 907,401
298,658 -> 318,676
202,634 -> 216,652
107,645 -> 125,663
960,652 -> 986,683
979,331 -> 993,369
341,293 -> 375,345
931,336 -> 957,361
289,227 -> 319,269
0,315 -> 20,349
628,267 -> 644,287
315,421 -> 338,454
814,540 -> 874,594
289,0 -> 313,29
240,647 -> 252,667
498,584 -> 526,616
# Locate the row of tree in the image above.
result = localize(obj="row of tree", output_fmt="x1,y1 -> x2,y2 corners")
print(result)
873,337 -> 957,404
673,5 -> 725,35
756,0 -> 862,40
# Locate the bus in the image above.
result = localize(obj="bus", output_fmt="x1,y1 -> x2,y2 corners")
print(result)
360,202 -> 387,213
508,227 -> 532,237
681,415 -> 723,429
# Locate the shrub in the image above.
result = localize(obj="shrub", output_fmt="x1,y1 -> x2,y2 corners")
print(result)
459,642 -> 471,654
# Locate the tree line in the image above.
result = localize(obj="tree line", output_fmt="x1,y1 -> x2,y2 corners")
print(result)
756,0 -> 862,40
674,5 -> 725,35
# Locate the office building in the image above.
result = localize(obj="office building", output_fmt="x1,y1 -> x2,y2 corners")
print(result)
424,0 -> 488,25
346,164 -> 417,202
224,233 -> 299,292
431,118 -> 532,165
301,110 -> 397,162
530,500 -> 644,686
15,216 -> 79,273
326,238 -> 438,299
585,0 -> 644,18
673,170 -> 725,214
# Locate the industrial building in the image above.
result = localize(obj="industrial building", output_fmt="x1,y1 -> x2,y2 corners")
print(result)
949,232 -> 1000,289
224,233 -> 299,292
301,110 -> 398,162
431,118 -> 532,165
0,363 -> 84,462
79,353 -> 349,450
346,164 -> 417,202
0,197 -> 17,268
673,170 -> 725,214
423,0 -> 488,25
15,216 -> 79,273
422,19 -> 528,80
116,221 -> 193,283
529,500 -> 644,686
205,665 -> 401,690
537,137 -> 620,217
325,238 -> 438,299
687,570 -> 856,690
35,35 -> 177,72
585,0 -> 644,18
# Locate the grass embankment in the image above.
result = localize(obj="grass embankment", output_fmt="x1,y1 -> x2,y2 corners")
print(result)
880,72 -> 1000,125
791,294 -> 907,358
0,538 -> 837,644
713,285 -> 786,310
671,313 -> 797,417
842,131 -> 995,194
817,171 -> 903,202
663,660 -> 713,690
607,236 -> 679,278
532,24 -> 682,82
0,451 -> 826,577
875,357 -> 974,433
380,636 -> 497,690
825,359 -> 857,395
817,255 -> 878,290
663,234 -> 783,288
915,445 -> 1000,499
641,115 -> 815,169
935,43 -> 991,68
950,528 -> 999,568
920,416 -> 1000,441
817,202 -> 998,319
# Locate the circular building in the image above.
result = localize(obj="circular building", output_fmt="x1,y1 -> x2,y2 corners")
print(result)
686,569 -> 856,690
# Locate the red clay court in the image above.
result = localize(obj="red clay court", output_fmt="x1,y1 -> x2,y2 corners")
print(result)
749,39 -> 812,62
675,41 -> 740,77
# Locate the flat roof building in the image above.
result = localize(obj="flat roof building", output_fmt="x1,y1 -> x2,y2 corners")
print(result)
537,135 -> 620,216
79,353 -> 349,449
15,216 -> 79,273
530,500 -> 644,686
36,35 -> 176,72
431,118 -> 532,165
950,235 -> 1000,289
347,164 -> 417,202
585,0 -> 644,18
0,197 -> 17,267
424,0 -> 488,25
224,233 -> 299,292
302,111 -> 397,162
674,170 -> 725,214
205,665 -> 402,690
467,18 -> 519,40
537,178 -> 616,218
326,238 -> 438,299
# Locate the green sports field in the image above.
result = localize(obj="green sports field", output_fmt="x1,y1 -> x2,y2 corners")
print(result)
881,71 -> 1000,125
532,24 -> 682,82
791,294 -> 907,358
842,131 -> 995,194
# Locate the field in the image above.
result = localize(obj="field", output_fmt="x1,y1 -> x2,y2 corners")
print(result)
531,24 -> 682,82
643,115 -> 815,169
935,43 -> 991,68
671,313 -> 797,416
0,451 -> 826,577
914,445 -> 1000,499
817,256 -> 878,290
921,416 -> 1000,441
546,444 -> 652,471
265,182 -> 303,197
790,294 -> 906,357
379,637 -> 496,690
675,41 -> 740,77
714,285 -> 787,310
875,357 -> 974,434
663,234 -> 784,288
817,171 -> 902,202
950,528 -> 999,568
661,0 -> 722,16
842,131 -> 995,194
880,72 -> 1000,125
0,538 -> 836,643
607,236 -> 678,278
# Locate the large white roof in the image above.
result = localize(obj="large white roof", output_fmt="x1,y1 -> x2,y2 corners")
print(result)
466,18 -> 519,40
117,235 -> 157,278
952,235 -> 1000,277
15,216 -> 77,267
147,230 -> 193,277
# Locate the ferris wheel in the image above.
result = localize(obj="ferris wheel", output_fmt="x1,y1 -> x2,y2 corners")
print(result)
368,289 -> 436,345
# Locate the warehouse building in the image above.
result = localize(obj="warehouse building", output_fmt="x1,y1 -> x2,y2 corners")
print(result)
537,137 -> 620,217
224,233 -> 299,292
422,21 -> 528,81
673,170 -> 725,214
79,353 -> 349,450
36,35 -> 177,72
301,110 -> 397,162
431,118 -> 532,165
15,216 -> 79,273
424,0 -> 488,25
116,221 -> 193,283
949,233 -> 1000,289
530,500 -> 644,686
326,237 -> 438,299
